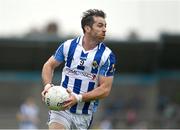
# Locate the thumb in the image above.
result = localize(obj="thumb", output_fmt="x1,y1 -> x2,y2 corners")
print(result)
66,88 -> 72,94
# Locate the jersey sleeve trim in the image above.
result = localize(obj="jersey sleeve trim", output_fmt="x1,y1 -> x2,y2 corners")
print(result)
53,42 -> 64,62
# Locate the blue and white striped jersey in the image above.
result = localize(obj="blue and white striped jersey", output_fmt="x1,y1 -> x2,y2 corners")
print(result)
53,36 -> 116,114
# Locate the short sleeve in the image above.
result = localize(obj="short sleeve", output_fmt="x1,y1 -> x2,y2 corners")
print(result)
99,52 -> 116,76
53,42 -> 65,62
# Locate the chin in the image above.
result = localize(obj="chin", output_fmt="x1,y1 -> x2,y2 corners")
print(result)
98,36 -> 105,42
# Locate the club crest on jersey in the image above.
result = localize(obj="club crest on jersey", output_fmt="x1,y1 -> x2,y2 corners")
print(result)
110,64 -> 115,73
92,61 -> 98,69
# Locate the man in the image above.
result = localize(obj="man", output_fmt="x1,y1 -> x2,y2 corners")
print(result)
16,97 -> 39,129
41,9 -> 116,129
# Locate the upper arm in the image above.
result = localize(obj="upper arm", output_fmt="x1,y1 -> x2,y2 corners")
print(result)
99,52 -> 116,77
53,39 -> 72,62
46,41 -> 65,68
46,56 -> 62,69
99,75 -> 113,87
98,52 -> 116,95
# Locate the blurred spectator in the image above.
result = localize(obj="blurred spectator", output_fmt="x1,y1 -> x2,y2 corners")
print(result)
126,108 -> 137,127
24,21 -> 60,41
16,96 -> 39,130
44,22 -> 60,40
99,117 -> 112,129
163,102 -> 176,119
163,101 -> 178,128
46,22 -> 58,34
157,95 -> 169,114
127,30 -> 139,42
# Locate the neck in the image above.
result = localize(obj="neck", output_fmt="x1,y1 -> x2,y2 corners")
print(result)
82,35 -> 99,51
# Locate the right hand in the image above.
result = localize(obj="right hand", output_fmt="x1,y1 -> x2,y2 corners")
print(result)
41,83 -> 53,102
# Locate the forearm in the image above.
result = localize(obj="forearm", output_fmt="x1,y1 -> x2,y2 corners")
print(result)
41,63 -> 54,86
42,56 -> 61,86
80,76 -> 113,102
82,84 -> 111,102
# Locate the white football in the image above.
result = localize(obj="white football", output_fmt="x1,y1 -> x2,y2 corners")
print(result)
45,86 -> 69,111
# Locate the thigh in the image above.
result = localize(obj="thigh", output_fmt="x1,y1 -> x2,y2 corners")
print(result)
72,113 -> 93,129
48,110 -> 71,129
49,122 -> 65,129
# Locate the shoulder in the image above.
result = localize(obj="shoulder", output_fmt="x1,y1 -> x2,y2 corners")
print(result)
63,37 -> 81,45
61,39 -> 74,46
100,43 -> 116,60
56,37 -> 80,55
56,38 -> 75,50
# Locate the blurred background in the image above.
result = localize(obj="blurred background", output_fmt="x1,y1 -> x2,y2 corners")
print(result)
0,0 -> 180,129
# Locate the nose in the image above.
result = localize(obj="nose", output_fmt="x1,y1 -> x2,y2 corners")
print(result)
103,26 -> 106,32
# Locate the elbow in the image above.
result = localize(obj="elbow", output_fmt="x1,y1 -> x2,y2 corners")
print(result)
104,90 -> 110,97
102,87 -> 111,98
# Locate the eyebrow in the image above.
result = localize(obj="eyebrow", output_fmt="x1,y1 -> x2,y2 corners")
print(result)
97,22 -> 106,25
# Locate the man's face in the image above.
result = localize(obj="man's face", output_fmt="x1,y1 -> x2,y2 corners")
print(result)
89,16 -> 107,42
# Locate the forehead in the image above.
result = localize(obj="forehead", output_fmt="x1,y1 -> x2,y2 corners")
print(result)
93,16 -> 106,25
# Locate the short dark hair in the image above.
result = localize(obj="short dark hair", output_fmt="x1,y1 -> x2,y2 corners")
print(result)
81,9 -> 106,33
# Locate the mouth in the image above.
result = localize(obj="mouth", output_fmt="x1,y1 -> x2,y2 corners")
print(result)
97,33 -> 106,40
101,34 -> 106,37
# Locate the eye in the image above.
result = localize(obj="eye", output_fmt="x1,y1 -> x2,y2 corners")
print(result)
97,23 -> 104,28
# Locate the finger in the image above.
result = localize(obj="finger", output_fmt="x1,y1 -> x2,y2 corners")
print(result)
41,90 -> 48,102
42,97 -> 45,102
41,92 -> 43,97
41,90 -> 48,96
63,100 -> 71,104
60,101 -> 71,111
41,90 -> 45,96
63,101 -> 72,108
45,87 -> 51,91
41,95 -> 45,102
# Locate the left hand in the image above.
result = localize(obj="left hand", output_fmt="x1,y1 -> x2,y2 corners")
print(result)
61,88 -> 78,110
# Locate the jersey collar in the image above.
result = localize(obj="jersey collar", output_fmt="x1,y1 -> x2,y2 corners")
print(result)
78,36 -> 103,52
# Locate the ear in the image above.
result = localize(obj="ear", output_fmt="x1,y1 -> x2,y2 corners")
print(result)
84,25 -> 91,33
